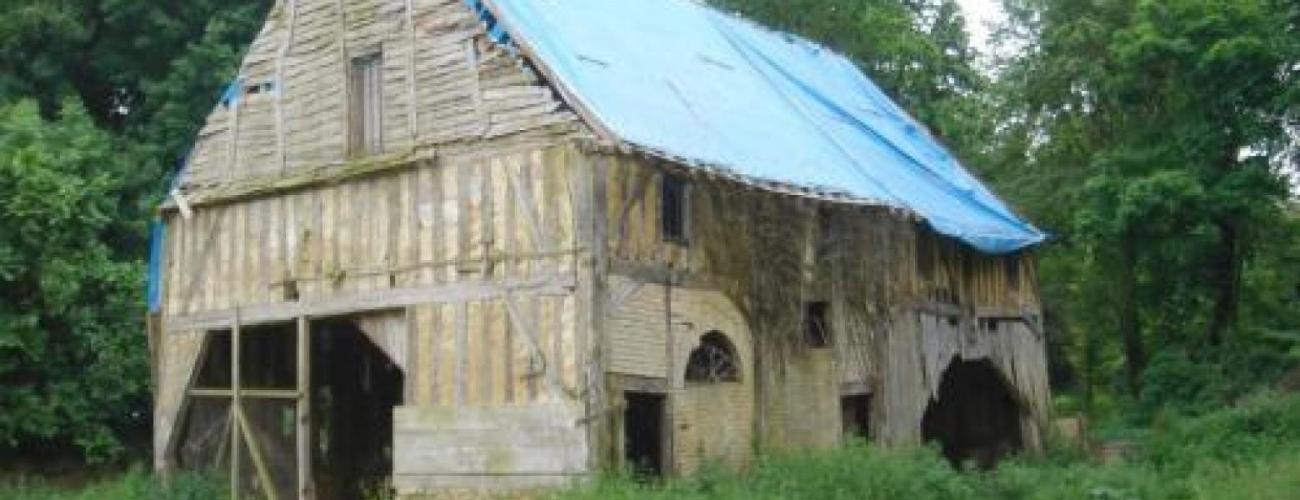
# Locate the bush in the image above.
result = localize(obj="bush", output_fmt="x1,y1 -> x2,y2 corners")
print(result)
1138,345 -> 1295,422
561,392 -> 1300,500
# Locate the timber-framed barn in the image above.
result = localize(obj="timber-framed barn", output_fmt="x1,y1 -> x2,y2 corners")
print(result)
148,0 -> 1051,498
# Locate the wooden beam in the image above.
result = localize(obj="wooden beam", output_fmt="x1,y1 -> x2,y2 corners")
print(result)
502,292 -> 562,398
296,315 -> 312,500
504,158 -> 550,253
234,406 -> 281,500
188,388 -> 300,399
159,331 -> 217,475
180,212 -> 227,315
230,307 -> 241,500
274,0 -> 298,172
164,275 -> 575,333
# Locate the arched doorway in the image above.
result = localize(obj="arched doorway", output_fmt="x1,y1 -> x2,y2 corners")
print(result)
921,359 -> 1023,469
312,320 -> 405,500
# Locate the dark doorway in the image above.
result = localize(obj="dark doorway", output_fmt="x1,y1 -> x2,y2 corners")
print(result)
312,321 -> 405,500
921,359 -> 1023,469
841,394 -> 872,440
623,392 -> 665,477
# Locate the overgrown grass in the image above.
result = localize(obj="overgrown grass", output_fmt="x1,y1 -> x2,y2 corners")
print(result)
0,467 -> 225,500
561,390 -> 1300,500
6,392 -> 1297,499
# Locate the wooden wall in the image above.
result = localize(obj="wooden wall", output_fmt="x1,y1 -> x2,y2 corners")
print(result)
162,144 -> 581,320
592,151 -> 1048,463
156,142 -> 599,492
181,0 -> 579,191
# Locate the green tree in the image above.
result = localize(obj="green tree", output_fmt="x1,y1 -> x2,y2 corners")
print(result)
0,100 -> 148,460
0,0 -> 265,461
994,0 -> 1300,401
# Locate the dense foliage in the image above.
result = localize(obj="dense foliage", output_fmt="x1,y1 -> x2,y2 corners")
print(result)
984,0 -> 1300,411
0,0 -> 267,461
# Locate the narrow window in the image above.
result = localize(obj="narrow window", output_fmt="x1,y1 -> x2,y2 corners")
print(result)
349,52 -> 383,156
815,207 -> 834,259
1004,254 -> 1021,292
661,174 -> 688,243
916,231 -> 935,282
803,301 -> 831,348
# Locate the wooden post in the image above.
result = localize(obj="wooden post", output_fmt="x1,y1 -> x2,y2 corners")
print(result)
296,315 -> 312,500
230,307 -> 242,500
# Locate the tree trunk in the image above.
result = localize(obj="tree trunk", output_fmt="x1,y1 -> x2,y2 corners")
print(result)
1119,230 -> 1145,395
1204,217 -> 1240,346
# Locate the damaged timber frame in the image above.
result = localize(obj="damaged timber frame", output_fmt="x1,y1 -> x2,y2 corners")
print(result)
148,0 -> 1052,498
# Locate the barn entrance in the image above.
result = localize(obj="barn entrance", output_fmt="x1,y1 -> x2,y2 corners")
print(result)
921,359 -> 1023,469
623,392 -> 666,477
311,320 -> 405,500
172,317 -> 404,500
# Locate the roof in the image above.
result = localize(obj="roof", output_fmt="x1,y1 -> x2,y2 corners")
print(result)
470,0 -> 1045,253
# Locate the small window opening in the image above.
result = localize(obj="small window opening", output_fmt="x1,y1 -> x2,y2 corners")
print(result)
685,331 -> 738,383
349,52 -> 384,156
803,301 -> 830,348
283,280 -> 300,301
244,81 -> 273,96
661,174 -> 688,244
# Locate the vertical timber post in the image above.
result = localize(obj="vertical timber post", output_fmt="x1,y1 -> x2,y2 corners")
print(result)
230,306 -> 242,500
297,315 -> 312,500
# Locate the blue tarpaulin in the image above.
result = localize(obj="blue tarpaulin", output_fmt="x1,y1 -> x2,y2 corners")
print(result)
146,220 -> 165,312
146,150 -> 193,312
472,0 -> 1044,253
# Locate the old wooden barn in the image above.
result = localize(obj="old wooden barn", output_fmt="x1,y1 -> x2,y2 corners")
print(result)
148,0 -> 1051,498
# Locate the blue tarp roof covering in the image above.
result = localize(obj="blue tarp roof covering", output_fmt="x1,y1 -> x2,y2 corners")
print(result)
477,0 -> 1045,253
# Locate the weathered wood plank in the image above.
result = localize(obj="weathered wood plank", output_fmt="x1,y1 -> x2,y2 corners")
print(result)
165,275 -> 575,333
391,404 -> 588,479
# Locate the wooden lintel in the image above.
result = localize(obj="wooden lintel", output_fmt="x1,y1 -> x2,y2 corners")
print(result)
188,388 -> 301,399
609,373 -> 667,394
839,381 -> 872,396
164,275 -> 576,333
914,300 -> 1040,322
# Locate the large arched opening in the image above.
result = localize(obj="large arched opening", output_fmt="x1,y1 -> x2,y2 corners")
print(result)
921,358 -> 1023,469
